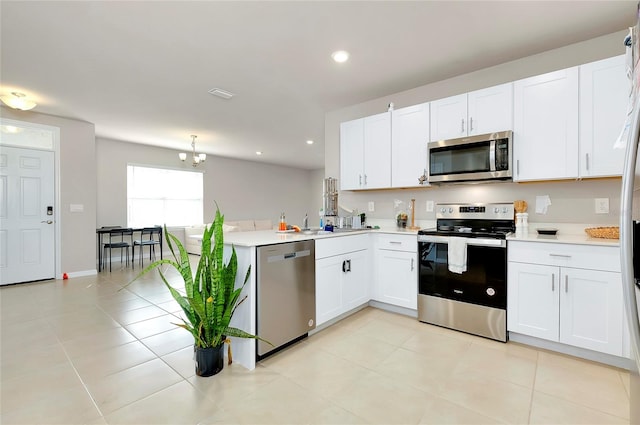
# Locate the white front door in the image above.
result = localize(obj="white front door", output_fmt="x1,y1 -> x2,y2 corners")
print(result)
0,146 -> 55,285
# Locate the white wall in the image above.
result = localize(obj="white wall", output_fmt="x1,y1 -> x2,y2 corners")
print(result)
325,30 -> 627,226
1,106 -> 97,275
96,137 -> 320,228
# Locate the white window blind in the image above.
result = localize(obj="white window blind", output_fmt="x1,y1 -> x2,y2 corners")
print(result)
127,165 -> 203,227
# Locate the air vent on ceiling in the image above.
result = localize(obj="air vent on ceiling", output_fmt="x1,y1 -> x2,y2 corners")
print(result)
208,88 -> 235,99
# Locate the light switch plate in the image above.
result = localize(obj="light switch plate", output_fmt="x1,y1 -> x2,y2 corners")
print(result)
69,204 -> 84,213
595,198 -> 609,214
368,201 -> 375,212
426,200 -> 434,212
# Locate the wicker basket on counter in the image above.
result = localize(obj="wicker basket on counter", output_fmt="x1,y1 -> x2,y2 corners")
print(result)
584,226 -> 619,239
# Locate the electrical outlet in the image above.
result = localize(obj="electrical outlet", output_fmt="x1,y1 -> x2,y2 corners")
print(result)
595,198 -> 609,214
426,200 -> 434,212
368,201 -> 375,212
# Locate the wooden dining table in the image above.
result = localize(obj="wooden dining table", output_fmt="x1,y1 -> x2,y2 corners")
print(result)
96,227 -> 163,272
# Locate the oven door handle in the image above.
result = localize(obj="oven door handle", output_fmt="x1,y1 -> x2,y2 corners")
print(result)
417,235 -> 506,248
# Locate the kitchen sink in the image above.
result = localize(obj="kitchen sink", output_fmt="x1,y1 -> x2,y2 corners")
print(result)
301,228 -> 366,235
332,228 -> 366,233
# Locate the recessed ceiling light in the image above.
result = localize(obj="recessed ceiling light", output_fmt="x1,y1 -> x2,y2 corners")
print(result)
306,140 -> 314,145
331,50 -> 349,63
256,151 -> 262,156
208,88 -> 235,99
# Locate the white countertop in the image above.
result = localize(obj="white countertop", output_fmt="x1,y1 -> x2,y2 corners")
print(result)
217,222 -> 619,248
221,226 -> 418,247
507,223 -> 619,247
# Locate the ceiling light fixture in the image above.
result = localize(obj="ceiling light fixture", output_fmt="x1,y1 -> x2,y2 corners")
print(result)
179,135 -> 206,167
306,140 -> 314,145
0,92 -> 37,111
208,88 -> 235,99
331,50 -> 350,63
256,151 -> 263,156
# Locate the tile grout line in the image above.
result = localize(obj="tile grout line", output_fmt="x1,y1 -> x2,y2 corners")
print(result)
56,331 -> 105,420
527,350 -> 540,424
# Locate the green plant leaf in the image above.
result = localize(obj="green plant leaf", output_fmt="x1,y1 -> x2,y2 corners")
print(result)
125,204 -> 259,350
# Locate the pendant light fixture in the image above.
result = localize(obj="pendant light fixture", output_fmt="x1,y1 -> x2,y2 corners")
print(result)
179,135 -> 206,167
0,92 -> 37,111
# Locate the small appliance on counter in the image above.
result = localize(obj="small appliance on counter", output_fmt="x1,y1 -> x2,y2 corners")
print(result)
323,177 -> 338,218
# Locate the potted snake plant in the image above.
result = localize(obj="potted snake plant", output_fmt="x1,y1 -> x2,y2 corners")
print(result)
129,207 -> 268,376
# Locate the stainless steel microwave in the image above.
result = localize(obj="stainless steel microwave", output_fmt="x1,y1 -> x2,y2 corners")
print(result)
428,130 -> 512,184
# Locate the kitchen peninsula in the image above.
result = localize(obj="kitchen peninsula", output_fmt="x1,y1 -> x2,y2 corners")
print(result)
223,227 -> 414,370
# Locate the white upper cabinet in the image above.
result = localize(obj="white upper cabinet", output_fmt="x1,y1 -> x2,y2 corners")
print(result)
513,67 -> 580,182
467,83 -> 514,136
340,112 -> 391,190
430,93 -> 467,141
391,102 -> 430,188
430,83 -> 513,141
340,118 -> 364,191
363,112 -> 392,189
579,55 -> 629,178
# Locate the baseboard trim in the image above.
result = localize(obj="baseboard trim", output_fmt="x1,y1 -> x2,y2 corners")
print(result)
509,332 -> 633,370
62,269 -> 98,279
368,300 -> 418,318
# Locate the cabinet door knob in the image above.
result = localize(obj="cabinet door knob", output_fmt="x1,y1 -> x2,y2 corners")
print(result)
565,275 -> 569,293
551,274 -> 555,291
342,260 -> 347,273
461,118 -> 465,133
469,117 -> 474,132
410,258 -> 415,271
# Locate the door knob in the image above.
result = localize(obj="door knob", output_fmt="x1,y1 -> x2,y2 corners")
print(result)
41,220 -> 53,224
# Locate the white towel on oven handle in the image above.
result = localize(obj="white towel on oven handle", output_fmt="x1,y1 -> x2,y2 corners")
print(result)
448,237 -> 468,274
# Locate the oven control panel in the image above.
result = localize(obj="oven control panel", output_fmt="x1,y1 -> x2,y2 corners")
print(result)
436,203 -> 514,220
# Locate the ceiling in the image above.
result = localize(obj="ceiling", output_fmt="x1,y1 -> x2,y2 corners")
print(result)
0,1 -> 636,170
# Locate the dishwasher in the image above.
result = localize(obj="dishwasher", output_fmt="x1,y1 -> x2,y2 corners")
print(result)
256,239 -> 315,359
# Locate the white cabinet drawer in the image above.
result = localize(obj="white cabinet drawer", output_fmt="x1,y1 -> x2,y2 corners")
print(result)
508,241 -> 620,272
315,234 -> 370,259
375,234 -> 417,252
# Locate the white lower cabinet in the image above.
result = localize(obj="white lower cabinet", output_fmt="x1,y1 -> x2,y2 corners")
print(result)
373,234 -> 417,309
508,262 -> 559,341
315,235 -> 370,326
508,241 -> 624,357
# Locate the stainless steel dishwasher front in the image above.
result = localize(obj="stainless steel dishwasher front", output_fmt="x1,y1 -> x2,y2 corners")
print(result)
256,239 -> 315,358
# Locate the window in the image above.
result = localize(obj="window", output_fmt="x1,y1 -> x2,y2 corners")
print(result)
127,165 -> 203,227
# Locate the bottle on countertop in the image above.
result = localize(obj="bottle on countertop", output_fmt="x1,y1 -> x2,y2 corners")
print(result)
279,212 -> 287,231
319,208 -> 324,229
303,213 -> 309,230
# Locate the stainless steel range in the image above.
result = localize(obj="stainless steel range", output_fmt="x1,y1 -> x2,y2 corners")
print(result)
417,203 -> 514,342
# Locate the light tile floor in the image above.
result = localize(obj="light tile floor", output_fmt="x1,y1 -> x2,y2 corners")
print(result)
0,265 -> 631,424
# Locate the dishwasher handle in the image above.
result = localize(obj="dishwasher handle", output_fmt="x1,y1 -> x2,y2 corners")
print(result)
267,249 -> 311,263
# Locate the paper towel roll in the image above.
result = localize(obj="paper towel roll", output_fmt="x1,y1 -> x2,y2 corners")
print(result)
535,195 -> 551,214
